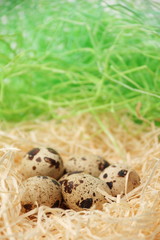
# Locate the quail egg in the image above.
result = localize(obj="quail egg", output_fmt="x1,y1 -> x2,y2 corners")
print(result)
20,147 -> 64,179
20,176 -> 62,211
60,172 -> 111,211
99,164 -> 140,197
65,154 -> 110,177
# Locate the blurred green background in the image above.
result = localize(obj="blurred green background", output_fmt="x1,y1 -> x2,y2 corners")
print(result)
0,0 -> 160,124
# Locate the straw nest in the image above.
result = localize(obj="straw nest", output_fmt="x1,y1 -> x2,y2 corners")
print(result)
0,114 -> 160,240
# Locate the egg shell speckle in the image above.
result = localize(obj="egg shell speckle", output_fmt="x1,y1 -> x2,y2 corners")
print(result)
99,164 -> 141,197
20,147 -> 64,179
65,154 -> 110,177
20,176 -> 62,211
60,172 -> 111,211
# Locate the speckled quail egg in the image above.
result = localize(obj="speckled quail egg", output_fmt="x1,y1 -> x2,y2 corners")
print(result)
20,147 -> 64,179
60,172 -> 111,211
20,176 -> 62,211
65,154 -> 110,177
99,164 -> 140,197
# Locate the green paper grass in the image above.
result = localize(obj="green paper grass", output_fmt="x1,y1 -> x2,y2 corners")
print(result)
0,0 -> 160,123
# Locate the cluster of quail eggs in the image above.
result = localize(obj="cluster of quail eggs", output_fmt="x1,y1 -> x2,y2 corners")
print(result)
20,147 -> 141,212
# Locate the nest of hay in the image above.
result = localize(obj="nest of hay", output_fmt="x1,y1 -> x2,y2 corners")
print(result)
0,114 -> 160,240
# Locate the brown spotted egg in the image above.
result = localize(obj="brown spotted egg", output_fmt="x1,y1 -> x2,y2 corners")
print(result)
99,164 -> 141,197
20,176 -> 62,211
65,154 -> 110,177
60,172 -> 111,211
20,147 -> 64,179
